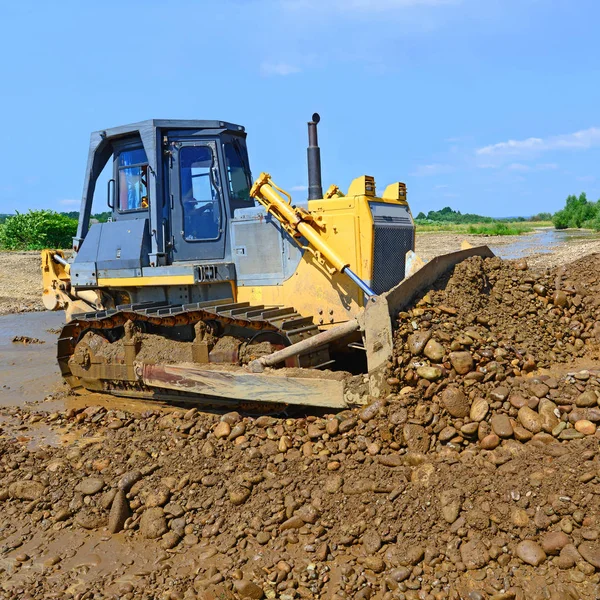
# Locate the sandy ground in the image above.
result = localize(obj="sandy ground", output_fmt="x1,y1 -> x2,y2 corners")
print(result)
3,230 -> 600,316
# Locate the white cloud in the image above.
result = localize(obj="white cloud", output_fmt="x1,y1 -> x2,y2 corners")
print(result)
290,185 -> 308,191
577,175 -> 596,183
477,127 -> 600,157
260,62 -> 301,77
410,164 -> 453,177
508,163 -> 558,172
59,199 -> 80,207
434,184 -> 449,189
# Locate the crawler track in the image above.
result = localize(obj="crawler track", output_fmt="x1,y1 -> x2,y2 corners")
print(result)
57,299 -> 329,405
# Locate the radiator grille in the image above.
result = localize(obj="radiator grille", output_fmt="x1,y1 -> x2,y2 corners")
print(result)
371,224 -> 414,295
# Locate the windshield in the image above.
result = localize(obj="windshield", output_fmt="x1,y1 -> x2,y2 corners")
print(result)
224,141 -> 253,211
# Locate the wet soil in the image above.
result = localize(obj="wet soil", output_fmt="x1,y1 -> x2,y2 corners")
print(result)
3,246 -> 600,598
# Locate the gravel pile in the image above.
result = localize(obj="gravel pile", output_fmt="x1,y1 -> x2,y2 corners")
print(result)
1,254 -> 600,599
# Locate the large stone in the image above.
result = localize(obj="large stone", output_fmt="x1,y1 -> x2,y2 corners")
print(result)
416,366 -> 442,381
552,290 -> 568,308
460,540 -> 489,570
490,414 -> 513,438
403,424 -> 430,453
424,339 -> 445,362
575,420 -> 596,435
229,487 -> 251,506
9,480 -> 45,501
359,398 -> 386,422
538,399 -> 559,432
362,530 -> 382,555
441,387 -> 469,418
578,541 -> 600,568
470,397 -> 489,422
516,540 -> 546,566
439,490 -> 461,524
530,382 -> 550,398
518,406 -> 542,433
233,580 -> 264,599
140,507 -> 168,539
449,351 -> 474,375
214,421 -> 231,439
108,490 -> 130,534
408,330 -> 432,355
576,390 -> 598,408
541,531 -> 570,555
75,477 -> 104,496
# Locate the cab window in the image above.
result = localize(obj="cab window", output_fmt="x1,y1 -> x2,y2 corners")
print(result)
224,142 -> 253,211
180,146 -> 221,241
118,148 -> 149,212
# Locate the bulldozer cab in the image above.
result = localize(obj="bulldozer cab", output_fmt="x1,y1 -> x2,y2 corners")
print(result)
73,120 -> 253,268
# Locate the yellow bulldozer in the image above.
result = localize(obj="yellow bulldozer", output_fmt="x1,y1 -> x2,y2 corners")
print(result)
42,114 -> 492,408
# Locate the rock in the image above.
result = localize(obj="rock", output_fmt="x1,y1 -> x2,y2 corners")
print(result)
470,397 -> 489,422
326,418 -> 339,435
490,414 -> 513,438
233,580 -> 264,599
541,531 -> 570,555
410,463 -> 435,486
229,487 -> 251,506
408,330 -> 431,355
324,475 -> 343,493
578,541 -> 600,568
449,351 -> 474,375
441,387 -> 469,418
416,366 -> 442,381
556,544 -> 581,569
530,382 -> 550,398
140,507 -> 168,539
513,426 -> 533,442
362,530 -> 382,555
8,480 -> 45,501
118,470 -> 143,492
460,540 -> 490,570
439,490 -> 461,524
280,515 -> 304,531
359,398 -> 386,422
538,399 -> 560,432
516,540 -> 546,566
575,420 -> 596,435
489,386 -> 510,402
403,424 -> 430,453
363,555 -> 385,573
518,406 -> 542,433
108,490 -> 130,534
160,531 -> 181,550
145,486 -> 171,508
75,511 -> 106,530
339,417 -> 357,433
401,545 -> 425,566
480,433 -> 500,450
390,567 -> 411,582
296,504 -> 319,524
576,391 -> 598,408
256,531 -> 270,545
307,423 -> 323,439
214,421 -> 231,439
552,290 -> 568,308
512,508 -> 529,527
509,394 -> 529,408
424,339 -> 445,362
514,258 -> 528,270
75,477 -> 104,496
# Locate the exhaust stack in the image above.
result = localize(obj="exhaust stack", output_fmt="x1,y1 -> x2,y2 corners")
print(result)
307,113 -> 323,200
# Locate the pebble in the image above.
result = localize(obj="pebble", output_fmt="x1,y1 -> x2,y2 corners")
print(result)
517,406 -> 542,433
575,390 -> 598,407
416,366 -> 442,381
480,433 -> 500,450
470,397 -> 489,422
577,541 -> 600,568
441,387 -> 470,418
449,351 -> 474,375
8,480 -> 44,501
489,386 -> 510,402
460,540 -> 490,570
490,414 -> 513,438
233,580 -> 264,599
408,330 -> 431,355
108,490 -> 130,534
214,421 -> 231,439
423,339 -> 444,362
574,419 -> 596,435
516,540 -> 546,566
140,507 -> 168,539
541,531 -> 570,555
229,487 -> 251,506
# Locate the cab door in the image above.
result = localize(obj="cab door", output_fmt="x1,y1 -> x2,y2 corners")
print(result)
169,140 -> 226,262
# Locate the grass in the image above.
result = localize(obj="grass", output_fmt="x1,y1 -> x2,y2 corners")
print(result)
415,220 -> 552,235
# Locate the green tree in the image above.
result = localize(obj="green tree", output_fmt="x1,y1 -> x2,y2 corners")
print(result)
0,210 -> 77,250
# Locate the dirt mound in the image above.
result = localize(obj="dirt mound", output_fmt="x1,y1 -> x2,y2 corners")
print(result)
2,253 -> 600,598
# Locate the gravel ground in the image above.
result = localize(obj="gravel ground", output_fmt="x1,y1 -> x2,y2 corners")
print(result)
0,252 -> 46,315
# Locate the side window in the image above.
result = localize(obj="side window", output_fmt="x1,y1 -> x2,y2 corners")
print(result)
180,146 -> 221,241
224,142 -> 253,211
118,148 -> 149,212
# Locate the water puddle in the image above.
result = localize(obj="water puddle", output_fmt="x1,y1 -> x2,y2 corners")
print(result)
489,227 -> 600,260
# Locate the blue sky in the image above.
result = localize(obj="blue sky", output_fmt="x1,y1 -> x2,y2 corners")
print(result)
1,0 -> 599,217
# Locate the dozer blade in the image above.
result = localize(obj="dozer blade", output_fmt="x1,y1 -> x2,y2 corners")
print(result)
141,363 -> 348,409
360,245 -> 495,397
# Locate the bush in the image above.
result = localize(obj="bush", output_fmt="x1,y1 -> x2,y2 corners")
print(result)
552,192 -> 599,229
0,210 -> 77,250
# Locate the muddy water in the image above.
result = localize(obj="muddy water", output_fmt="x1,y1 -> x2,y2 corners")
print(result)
489,227 -> 599,260
0,311 -> 65,407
